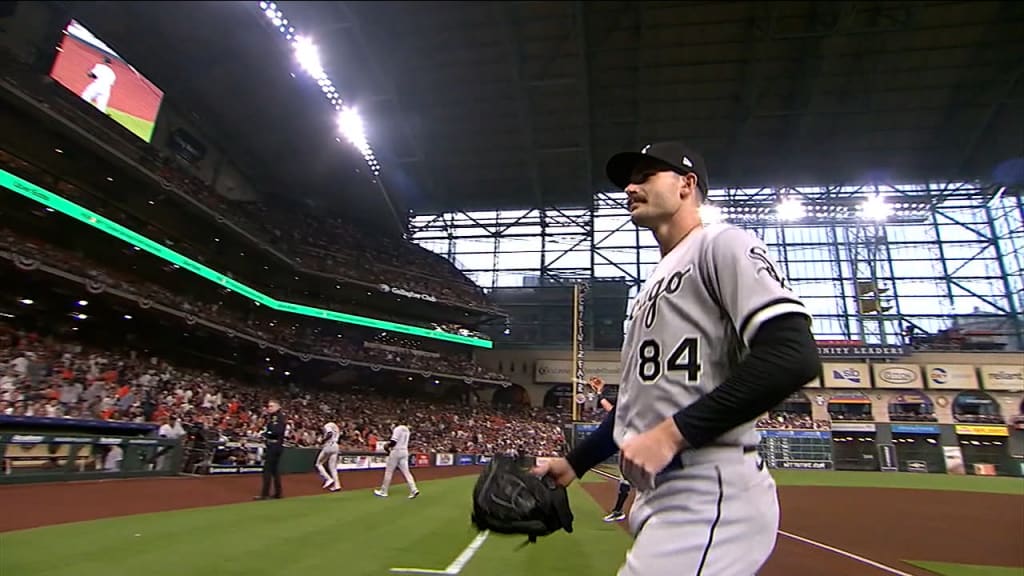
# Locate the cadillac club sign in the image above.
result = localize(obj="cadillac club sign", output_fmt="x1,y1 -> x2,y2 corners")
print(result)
815,340 -> 906,359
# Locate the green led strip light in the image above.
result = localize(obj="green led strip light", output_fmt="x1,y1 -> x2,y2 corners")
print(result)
0,167 -> 493,349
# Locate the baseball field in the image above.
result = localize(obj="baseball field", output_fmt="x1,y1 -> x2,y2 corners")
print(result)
0,467 -> 1020,576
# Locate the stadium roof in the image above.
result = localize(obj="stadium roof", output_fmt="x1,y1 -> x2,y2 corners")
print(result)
68,1 -> 1024,216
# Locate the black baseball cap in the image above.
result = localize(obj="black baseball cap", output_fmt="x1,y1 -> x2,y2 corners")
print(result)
606,141 -> 709,198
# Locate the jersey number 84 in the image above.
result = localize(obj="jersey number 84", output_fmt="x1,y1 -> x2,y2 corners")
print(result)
638,337 -> 702,384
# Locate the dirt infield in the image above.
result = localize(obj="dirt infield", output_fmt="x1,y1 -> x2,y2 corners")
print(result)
582,478 -> 1024,576
0,465 -> 481,533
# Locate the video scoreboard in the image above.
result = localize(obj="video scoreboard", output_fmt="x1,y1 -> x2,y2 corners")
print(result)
757,429 -> 833,470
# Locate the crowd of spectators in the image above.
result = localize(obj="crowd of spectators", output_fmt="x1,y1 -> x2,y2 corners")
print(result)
0,324 -> 565,456
953,413 -> 1005,425
756,412 -> 831,430
828,411 -> 874,422
888,411 -> 940,423
0,226 -> 504,382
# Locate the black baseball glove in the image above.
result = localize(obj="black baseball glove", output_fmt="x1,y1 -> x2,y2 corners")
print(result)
470,456 -> 574,545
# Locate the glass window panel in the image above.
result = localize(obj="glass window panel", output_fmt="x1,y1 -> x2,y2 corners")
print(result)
790,281 -> 843,298
453,237 -> 496,254
595,229 -> 639,248
894,281 -> 948,298
497,236 -> 543,253
545,249 -> 590,269
454,252 -> 497,270
494,272 -> 530,287
788,261 -> 835,280
897,297 -> 954,315
594,263 -> 635,279
937,223 -> 989,242
890,260 -> 945,278
887,245 -> 939,260
885,225 -> 936,242
945,258 -> 1002,278
801,297 -> 844,317
938,243 -> 996,260
495,251 -> 541,271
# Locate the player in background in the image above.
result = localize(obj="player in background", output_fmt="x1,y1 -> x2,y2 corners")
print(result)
533,141 -> 821,575
81,56 -> 116,114
590,378 -> 632,523
315,421 -> 341,492
374,422 -> 420,499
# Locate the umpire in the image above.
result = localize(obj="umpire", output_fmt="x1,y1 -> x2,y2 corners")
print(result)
255,399 -> 286,500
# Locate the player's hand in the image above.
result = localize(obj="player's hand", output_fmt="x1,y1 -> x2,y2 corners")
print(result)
618,419 -> 686,488
530,457 -> 577,487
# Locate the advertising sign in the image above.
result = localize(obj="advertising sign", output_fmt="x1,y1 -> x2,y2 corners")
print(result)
535,360 -> 622,385
435,453 -> 454,467
954,425 -> 1009,437
823,363 -> 870,388
873,364 -> 922,389
891,424 -> 941,435
979,365 -> 1024,392
456,454 -> 475,466
925,365 -> 979,390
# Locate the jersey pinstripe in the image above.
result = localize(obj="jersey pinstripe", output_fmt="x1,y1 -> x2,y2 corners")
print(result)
614,223 -> 811,450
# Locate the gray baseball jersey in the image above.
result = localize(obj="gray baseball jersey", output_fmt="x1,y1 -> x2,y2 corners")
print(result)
614,223 -> 810,449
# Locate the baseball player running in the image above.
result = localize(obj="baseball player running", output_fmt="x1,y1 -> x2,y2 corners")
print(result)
373,423 -> 420,499
533,141 -> 821,575
315,422 -> 341,491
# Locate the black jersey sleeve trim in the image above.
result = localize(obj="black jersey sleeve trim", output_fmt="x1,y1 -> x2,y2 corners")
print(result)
673,312 -> 822,449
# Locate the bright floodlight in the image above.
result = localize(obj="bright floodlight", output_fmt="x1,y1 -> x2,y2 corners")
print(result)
859,194 -> 893,221
699,204 -> 726,224
293,36 -> 326,80
776,197 -> 806,221
338,106 -> 371,156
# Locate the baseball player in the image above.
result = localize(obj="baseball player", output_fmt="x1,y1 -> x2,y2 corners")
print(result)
589,377 -> 631,523
315,421 -> 341,491
373,423 -> 420,499
81,56 -> 116,114
533,141 -> 821,575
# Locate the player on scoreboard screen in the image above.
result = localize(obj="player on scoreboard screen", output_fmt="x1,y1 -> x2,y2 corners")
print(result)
314,422 -> 341,492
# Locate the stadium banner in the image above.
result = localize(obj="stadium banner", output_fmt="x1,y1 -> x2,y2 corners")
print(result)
891,424 -> 941,435
815,341 -> 905,359
336,454 -> 370,471
456,454 -> 475,466
410,454 -> 431,468
435,453 -> 454,467
535,359 -> 621,385
830,423 -> 877,432
872,364 -> 923,389
207,465 -> 263,475
979,365 -> 1024,392
906,460 -> 929,473
878,445 -> 898,471
758,430 -> 831,439
954,425 -> 1009,437
0,433 -> 181,485
475,455 -> 492,465
774,461 -> 831,470
943,446 -> 966,475
368,454 -> 389,469
925,365 -> 979,390
822,363 -> 870,388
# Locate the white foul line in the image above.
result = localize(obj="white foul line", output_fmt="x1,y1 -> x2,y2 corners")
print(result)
390,530 -> 490,575
778,530 -> 916,576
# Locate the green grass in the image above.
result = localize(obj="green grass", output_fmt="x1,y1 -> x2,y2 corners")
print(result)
0,476 -> 630,576
771,470 -> 1024,495
907,561 -> 1024,576
2,471 -> 1021,576
106,108 -> 155,142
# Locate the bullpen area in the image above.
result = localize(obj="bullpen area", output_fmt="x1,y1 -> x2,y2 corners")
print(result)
1,468 -> 1021,576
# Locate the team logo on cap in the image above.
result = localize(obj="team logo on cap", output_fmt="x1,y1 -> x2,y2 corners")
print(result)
681,156 -> 693,168
641,144 -> 651,154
